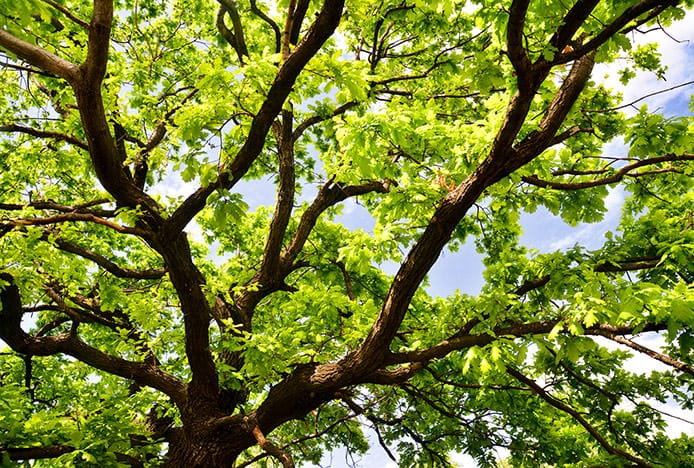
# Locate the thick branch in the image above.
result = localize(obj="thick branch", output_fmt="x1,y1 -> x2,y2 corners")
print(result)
0,31 -> 79,83
217,0 -> 249,63
153,234 -> 220,400
516,51 -> 596,159
289,0 -> 310,45
260,110 -> 296,281
74,0 -> 162,221
506,0 -> 532,80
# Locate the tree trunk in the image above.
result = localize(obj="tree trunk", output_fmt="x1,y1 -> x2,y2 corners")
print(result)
164,429 -> 245,468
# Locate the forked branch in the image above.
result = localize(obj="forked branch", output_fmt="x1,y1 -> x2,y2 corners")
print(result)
553,0 -> 680,66
217,0 -> 249,63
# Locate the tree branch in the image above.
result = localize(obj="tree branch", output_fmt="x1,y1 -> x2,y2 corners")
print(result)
250,0 -> 282,54
293,101 -> 358,141
73,0 -> 162,221
553,0 -> 679,66
282,0 -> 298,59
40,0 -> 89,29
388,319 -> 669,366
584,79 -> 694,113
289,0 -> 310,45
233,411 -> 358,468
217,0 -> 249,63
361,362 -> 427,385
339,395 -> 399,463
341,54 -> 596,369
387,320 -> 560,365
52,236 -> 166,280
516,51 -> 596,159
506,366 -> 653,467
0,31 -> 79,83
547,0 -> 600,53
0,124 -> 88,150
259,110 -> 295,282
165,0 -> 346,238
589,331 -> 694,376
0,212 -> 150,237
229,178 -> 391,332
280,179 -> 392,268
252,425 -> 295,468
0,199 -> 113,216
153,235 -> 220,401
0,273 -> 187,402
0,445 -> 75,461
506,0 -> 532,81
522,154 -> 694,190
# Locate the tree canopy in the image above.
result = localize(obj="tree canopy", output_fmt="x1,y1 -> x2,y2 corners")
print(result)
1,0 -> 693,466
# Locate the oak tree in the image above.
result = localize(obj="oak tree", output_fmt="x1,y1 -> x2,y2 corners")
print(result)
1,0 -> 693,466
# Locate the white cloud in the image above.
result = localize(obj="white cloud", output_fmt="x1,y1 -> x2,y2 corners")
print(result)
595,9 -> 694,116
